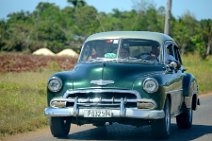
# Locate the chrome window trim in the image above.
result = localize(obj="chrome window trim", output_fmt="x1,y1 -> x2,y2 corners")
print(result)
163,41 -> 173,65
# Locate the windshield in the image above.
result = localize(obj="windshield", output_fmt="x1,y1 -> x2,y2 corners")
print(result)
79,39 -> 161,64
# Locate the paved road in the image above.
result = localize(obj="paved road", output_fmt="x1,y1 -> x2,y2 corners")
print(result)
3,94 -> 212,141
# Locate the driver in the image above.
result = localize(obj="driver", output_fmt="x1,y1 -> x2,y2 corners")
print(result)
145,46 -> 160,61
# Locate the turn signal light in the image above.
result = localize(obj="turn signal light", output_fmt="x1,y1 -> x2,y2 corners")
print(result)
137,99 -> 156,109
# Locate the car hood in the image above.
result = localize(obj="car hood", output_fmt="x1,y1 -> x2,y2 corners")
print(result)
65,63 -> 164,90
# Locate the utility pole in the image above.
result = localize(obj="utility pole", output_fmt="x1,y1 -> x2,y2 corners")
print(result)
164,0 -> 172,35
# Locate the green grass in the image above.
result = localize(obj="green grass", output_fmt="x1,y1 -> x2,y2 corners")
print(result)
182,54 -> 212,94
0,71 -> 55,138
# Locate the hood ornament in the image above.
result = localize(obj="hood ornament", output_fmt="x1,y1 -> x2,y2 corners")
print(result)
90,79 -> 114,86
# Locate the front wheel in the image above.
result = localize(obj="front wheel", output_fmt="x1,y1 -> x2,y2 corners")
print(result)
152,99 -> 171,139
176,108 -> 193,129
50,117 -> 71,137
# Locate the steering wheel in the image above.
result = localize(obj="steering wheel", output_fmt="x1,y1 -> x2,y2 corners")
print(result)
136,53 -> 150,59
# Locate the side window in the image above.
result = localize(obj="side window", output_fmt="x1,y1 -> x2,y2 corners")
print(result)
166,44 -> 174,56
164,42 -> 175,64
173,45 -> 182,64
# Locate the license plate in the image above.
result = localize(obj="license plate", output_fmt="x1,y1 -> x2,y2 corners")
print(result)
84,109 -> 112,118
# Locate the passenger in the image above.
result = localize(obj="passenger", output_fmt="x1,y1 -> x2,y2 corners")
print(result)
165,48 -> 177,64
87,47 -> 97,60
166,54 -> 176,64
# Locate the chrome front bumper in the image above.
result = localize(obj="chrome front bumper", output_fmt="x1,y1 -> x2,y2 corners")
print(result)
44,107 -> 165,119
45,90 -> 164,120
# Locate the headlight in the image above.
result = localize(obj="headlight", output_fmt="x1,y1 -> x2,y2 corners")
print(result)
143,78 -> 159,93
48,77 -> 62,92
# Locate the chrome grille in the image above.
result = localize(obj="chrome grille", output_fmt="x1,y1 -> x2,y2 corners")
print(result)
64,89 -> 139,108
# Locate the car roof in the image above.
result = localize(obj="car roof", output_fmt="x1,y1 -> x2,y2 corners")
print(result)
85,31 -> 175,44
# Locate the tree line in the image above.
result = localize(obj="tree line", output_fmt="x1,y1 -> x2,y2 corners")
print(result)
0,0 -> 211,59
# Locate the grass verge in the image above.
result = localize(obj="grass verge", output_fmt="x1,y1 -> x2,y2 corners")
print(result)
182,54 -> 212,94
0,71 -> 55,138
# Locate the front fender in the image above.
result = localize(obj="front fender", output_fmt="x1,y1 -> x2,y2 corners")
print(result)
47,71 -> 75,105
183,73 -> 198,97
183,73 -> 198,109
132,73 -> 166,110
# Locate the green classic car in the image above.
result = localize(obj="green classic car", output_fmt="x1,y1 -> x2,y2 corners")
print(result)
44,31 -> 200,139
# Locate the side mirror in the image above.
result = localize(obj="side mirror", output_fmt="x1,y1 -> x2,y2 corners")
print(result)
164,61 -> 181,73
170,61 -> 182,69
169,61 -> 177,69
182,67 -> 187,72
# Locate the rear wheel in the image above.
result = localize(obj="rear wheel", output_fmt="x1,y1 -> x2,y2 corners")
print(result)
152,99 -> 171,139
50,117 -> 71,137
176,108 -> 193,129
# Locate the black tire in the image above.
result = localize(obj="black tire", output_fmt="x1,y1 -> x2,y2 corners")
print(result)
176,108 -> 193,129
50,117 -> 71,138
152,99 -> 171,139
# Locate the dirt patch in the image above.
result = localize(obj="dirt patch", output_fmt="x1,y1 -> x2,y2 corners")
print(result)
0,53 -> 77,72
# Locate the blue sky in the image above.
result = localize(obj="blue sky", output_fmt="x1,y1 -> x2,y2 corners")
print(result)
0,0 -> 211,20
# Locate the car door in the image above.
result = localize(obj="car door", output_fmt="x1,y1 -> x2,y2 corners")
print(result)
164,42 -> 184,116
